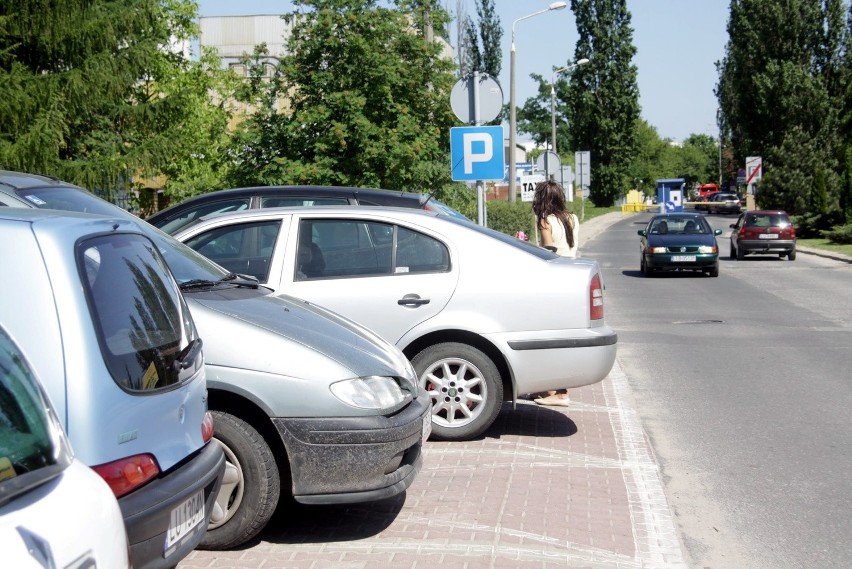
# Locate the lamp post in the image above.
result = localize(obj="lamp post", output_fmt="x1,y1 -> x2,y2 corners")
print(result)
509,2 -> 567,203
550,58 -> 589,155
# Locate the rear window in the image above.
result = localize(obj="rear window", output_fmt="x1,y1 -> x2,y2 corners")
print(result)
746,213 -> 790,228
78,233 -> 200,392
13,185 -> 119,216
0,327 -> 72,507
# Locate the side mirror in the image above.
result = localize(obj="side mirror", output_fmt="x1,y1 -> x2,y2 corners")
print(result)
715,229 -> 722,236
638,229 -> 647,237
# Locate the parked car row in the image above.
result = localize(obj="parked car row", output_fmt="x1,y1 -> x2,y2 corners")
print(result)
1,170 -> 618,560
637,209 -> 797,278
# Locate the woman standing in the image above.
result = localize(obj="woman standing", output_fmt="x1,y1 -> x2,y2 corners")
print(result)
531,180 -> 579,406
533,179 -> 579,258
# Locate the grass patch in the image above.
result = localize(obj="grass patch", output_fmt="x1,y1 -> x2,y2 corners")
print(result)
797,238 -> 852,257
573,200 -> 620,222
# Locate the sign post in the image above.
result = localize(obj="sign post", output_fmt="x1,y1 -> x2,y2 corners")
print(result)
450,72 -> 503,226
745,156 -> 762,210
574,151 -> 590,220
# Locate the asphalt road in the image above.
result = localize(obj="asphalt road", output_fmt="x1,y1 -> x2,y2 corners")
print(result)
584,211 -> 852,569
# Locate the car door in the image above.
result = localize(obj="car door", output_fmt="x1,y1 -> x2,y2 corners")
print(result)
281,214 -> 458,345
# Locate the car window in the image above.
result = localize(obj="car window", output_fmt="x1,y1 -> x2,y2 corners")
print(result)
295,219 -> 448,280
79,233 -> 200,391
155,198 -> 251,234
183,220 -> 281,282
649,217 -> 709,234
0,327 -> 72,507
12,185 -> 122,215
260,196 -> 349,207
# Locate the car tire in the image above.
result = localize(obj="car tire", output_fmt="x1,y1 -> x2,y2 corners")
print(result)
641,256 -> 649,277
736,245 -> 745,260
200,411 -> 281,550
788,248 -> 796,261
412,342 -> 503,442
730,243 -> 736,259
708,264 -> 719,277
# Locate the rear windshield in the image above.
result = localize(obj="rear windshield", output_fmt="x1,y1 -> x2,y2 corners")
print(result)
0,328 -> 71,507
746,213 -> 791,228
13,185 -> 121,216
78,233 -> 201,391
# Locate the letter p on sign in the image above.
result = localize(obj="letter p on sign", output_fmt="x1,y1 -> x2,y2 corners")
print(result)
450,126 -> 505,181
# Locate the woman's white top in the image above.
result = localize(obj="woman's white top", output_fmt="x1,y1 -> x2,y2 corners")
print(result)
544,213 -> 579,258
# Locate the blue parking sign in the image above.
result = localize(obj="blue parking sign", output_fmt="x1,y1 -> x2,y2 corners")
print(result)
450,126 -> 505,181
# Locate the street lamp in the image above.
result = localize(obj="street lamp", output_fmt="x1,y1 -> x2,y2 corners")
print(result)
550,58 -> 589,155
509,1 -> 568,202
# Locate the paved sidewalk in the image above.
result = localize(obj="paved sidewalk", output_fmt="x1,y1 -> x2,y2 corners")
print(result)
179,359 -> 686,569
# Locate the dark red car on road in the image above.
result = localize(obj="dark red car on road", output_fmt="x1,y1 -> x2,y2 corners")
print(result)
729,210 -> 797,260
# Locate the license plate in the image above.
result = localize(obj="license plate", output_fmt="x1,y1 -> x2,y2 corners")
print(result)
671,255 -> 696,262
759,234 -> 778,239
165,490 -> 205,554
422,415 -> 432,443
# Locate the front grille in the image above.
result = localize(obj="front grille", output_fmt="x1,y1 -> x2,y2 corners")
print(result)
666,246 -> 699,253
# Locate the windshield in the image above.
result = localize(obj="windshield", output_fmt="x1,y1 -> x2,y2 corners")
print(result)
442,214 -> 557,259
0,327 -> 72,507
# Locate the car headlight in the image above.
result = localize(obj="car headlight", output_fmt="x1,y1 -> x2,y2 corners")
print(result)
330,376 -> 407,409
648,246 -> 667,253
698,245 -> 717,254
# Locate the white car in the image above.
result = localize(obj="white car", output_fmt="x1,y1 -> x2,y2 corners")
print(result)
0,325 -> 130,568
174,206 -> 618,441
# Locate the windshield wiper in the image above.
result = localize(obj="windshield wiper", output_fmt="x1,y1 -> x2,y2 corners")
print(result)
220,273 -> 259,288
179,273 -> 259,291
173,338 -> 203,372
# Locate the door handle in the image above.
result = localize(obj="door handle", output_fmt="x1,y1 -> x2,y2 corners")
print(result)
398,294 -> 430,307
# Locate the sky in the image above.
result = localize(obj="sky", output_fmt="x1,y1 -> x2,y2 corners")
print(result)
196,0 -> 730,143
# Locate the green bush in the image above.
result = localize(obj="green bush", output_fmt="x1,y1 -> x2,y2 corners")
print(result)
792,211 -> 844,238
486,200 -> 535,236
821,223 -> 852,244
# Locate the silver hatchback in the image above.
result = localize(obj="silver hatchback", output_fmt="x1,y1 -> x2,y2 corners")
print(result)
0,208 -> 225,568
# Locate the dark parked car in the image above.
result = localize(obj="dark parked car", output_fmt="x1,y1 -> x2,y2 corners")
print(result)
729,210 -> 797,260
696,192 -> 741,214
146,185 -> 468,235
638,213 -> 722,277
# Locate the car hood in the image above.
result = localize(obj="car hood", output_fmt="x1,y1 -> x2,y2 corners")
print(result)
185,288 -> 412,381
647,234 -> 718,246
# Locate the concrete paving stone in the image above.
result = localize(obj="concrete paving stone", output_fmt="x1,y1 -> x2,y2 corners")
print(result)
181,361 -> 687,568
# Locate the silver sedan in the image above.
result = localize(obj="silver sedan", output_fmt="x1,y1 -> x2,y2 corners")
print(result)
175,206 -> 618,442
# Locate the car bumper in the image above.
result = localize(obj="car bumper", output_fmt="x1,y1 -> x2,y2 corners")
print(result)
491,327 -> 618,396
118,440 -> 226,569
272,390 -> 430,505
645,253 -> 719,270
739,239 -> 796,254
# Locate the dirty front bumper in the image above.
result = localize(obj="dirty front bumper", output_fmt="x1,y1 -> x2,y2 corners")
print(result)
272,390 -> 430,504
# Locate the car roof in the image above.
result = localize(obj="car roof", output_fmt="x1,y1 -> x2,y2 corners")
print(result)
147,185 -> 430,218
186,203 -> 444,227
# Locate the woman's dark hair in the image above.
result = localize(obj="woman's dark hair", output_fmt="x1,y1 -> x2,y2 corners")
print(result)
532,180 -> 575,248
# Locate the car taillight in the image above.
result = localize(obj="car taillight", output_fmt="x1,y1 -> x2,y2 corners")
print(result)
202,411 -> 215,443
93,454 -> 160,498
590,273 -> 604,321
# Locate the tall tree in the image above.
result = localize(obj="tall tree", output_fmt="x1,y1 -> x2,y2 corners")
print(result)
460,0 -> 502,78
565,0 -> 640,207
716,0 -> 845,216
227,0 -> 459,195
0,0 -> 230,198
